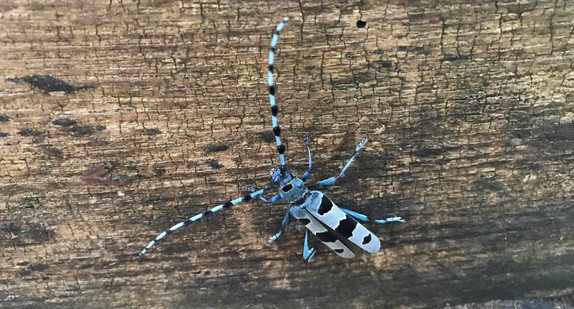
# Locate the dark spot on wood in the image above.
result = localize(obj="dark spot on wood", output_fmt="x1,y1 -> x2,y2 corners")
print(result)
344,52 -> 353,58
304,65 -> 315,70
413,146 -> 443,157
41,145 -> 63,157
19,197 -> 41,209
207,158 -> 223,169
335,216 -> 358,238
27,263 -> 49,272
259,133 -> 275,143
540,122 -> 574,142
377,60 -> 393,68
472,177 -> 504,192
299,218 -> 311,225
316,231 -> 338,243
70,125 -> 96,136
5,75 -> 93,93
52,118 -> 77,126
0,132 -> 9,137
143,128 -> 161,136
79,161 -> 132,185
7,223 -> 56,246
371,49 -> 385,54
153,166 -> 166,176
87,139 -> 109,146
444,54 -> 460,61
95,125 -> 106,131
0,115 -> 9,122
318,195 -> 333,215
362,234 -> 372,245
277,144 -> 285,154
397,46 -> 426,52
204,143 -> 229,153
356,20 -> 367,28
19,128 -> 41,136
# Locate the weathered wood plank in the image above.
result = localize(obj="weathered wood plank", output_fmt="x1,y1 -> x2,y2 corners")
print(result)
1,0 -> 573,308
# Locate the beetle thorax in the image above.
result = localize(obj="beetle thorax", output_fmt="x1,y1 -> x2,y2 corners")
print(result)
270,166 -> 309,202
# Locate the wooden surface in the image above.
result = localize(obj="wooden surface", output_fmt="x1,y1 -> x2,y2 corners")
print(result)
1,1 -> 574,308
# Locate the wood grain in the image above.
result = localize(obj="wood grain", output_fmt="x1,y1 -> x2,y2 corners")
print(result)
1,0 -> 573,308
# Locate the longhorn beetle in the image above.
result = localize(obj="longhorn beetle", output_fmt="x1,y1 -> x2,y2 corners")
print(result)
140,17 -> 405,261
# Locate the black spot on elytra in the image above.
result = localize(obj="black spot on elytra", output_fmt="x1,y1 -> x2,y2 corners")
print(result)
356,20 -> 367,28
143,128 -> 161,136
269,85 -> 275,95
19,128 -> 41,137
316,231 -> 338,243
259,133 -> 275,143
0,115 -> 9,122
52,118 -> 77,126
204,143 -> 229,153
335,216 -> 358,238
95,125 -> 106,131
277,144 -> 285,154
318,195 -> 333,215
6,75 -> 93,93
334,249 -> 345,253
299,218 -> 311,225
271,105 -> 278,116
242,194 -> 252,202
362,234 -> 372,245
269,65 -> 274,72
281,183 -> 293,192
223,201 -> 233,209
207,158 -> 223,169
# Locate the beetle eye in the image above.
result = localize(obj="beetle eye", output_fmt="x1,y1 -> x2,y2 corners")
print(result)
281,183 -> 293,192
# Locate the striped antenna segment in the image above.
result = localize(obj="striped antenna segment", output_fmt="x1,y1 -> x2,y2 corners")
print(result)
140,189 -> 264,255
268,16 -> 289,166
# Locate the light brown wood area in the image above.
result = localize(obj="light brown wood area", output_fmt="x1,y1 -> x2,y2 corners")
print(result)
1,1 -> 574,308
